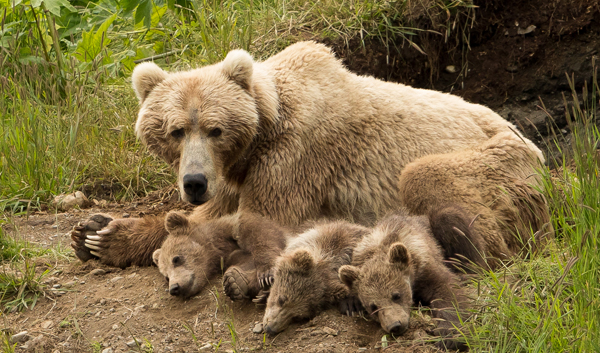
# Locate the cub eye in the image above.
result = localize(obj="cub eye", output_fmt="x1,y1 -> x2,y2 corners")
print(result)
369,303 -> 378,313
170,129 -> 185,139
208,128 -> 222,138
392,293 -> 402,302
172,256 -> 184,266
277,296 -> 287,306
165,276 -> 169,282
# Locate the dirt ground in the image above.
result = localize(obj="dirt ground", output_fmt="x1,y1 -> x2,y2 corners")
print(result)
3,0 -> 599,352
2,200 -> 444,353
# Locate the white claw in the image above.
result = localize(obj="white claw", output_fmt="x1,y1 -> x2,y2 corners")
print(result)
87,235 -> 102,241
90,250 -> 101,257
97,229 -> 112,235
85,240 -> 102,246
85,243 -> 102,251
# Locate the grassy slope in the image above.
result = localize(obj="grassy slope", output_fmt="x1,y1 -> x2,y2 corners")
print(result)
1,0 -> 599,351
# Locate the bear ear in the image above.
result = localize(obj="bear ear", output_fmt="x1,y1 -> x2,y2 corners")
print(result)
338,265 -> 360,289
290,250 -> 314,274
152,248 -> 162,266
165,211 -> 190,234
389,242 -> 410,268
222,49 -> 253,90
132,62 -> 168,103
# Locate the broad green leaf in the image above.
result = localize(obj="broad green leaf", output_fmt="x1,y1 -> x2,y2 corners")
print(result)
74,13 -> 117,62
44,0 -> 77,16
120,0 -> 139,15
30,0 -> 42,7
134,0 -> 152,29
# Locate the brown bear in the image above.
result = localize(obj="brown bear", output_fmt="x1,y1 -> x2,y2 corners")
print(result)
71,41 -> 546,268
338,209 -> 470,351
152,211 -> 289,299
398,131 -> 553,269
261,221 -> 371,334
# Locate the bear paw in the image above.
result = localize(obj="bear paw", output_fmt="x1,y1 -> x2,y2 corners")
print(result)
339,296 -> 365,317
252,289 -> 270,304
70,214 -> 114,262
257,268 -> 275,289
223,267 -> 251,301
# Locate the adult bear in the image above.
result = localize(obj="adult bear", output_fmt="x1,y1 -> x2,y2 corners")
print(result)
71,41 -> 546,268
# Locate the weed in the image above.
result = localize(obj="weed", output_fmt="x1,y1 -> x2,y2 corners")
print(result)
0,256 -> 49,312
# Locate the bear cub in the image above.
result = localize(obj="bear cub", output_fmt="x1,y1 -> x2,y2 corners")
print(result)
339,208 -> 471,351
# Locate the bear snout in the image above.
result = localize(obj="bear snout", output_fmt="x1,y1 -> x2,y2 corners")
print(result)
264,324 -> 278,336
182,173 -> 208,204
169,283 -> 181,296
387,321 -> 408,337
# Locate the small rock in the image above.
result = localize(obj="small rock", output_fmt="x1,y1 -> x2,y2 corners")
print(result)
52,284 -> 61,289
57,291 -> 66,295
152,303 -> 159,309
95,312 -> 101,318
252,323 -> 263,333
80,281 -> 86,284
41,320 -> 53,329
91,269 -> 106,276
63,281 -> 76,288
20,334 -> 44,350
53,191 -> 89,211
101,348 -> 114,353
122,213 -> 130,218
126,273 -> 137,279
323,327 -> 338,336
110,276 -> 123,283
10,331 -> 29,344
126,339 -> 137,347
100,299 -> 107,305
112,324 -> 119,330
517,24 -> 536,35
200,343 -> 212,350
109,308 -> 115,313
445,65 -> 457,74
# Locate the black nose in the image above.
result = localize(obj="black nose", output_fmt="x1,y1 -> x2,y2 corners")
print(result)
183,174 -> 207,200
388,322 -> 408,337
169,283 -> 180,296
264,325 -> 277,335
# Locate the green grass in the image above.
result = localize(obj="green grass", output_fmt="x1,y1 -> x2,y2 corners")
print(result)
462,72 -> 600,352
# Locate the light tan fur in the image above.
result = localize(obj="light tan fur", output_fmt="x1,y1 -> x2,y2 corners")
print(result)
71,41 -> 547,268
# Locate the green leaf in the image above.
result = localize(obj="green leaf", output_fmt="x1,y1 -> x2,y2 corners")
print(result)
44,0 -> 76,16
74,13 -> 117,63
134,0 -> 152,29
30,0 -> 42,7
120,0 -> 139,15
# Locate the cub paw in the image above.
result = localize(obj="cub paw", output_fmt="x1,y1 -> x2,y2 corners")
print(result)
223,266 -> 250,301
252,289 -> 270,304
339,295 -> 365,317
70,214 -> 113,262
257,268 -> 275,289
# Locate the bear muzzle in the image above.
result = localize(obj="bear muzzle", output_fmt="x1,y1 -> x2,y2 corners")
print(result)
182,173 -> 208,204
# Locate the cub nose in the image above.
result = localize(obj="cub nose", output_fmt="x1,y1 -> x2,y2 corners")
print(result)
169,283 -> 181,296
183,174 -> 207,199
264,324 -> 277,335
388,322 -> 408,337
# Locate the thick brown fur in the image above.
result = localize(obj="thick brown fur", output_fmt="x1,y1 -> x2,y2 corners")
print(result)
262,221 -> 371,334
339,209 -> 469,351
398,131 -> 553,268
71,41 -> 546,268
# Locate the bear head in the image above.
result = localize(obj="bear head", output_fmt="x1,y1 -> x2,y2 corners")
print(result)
338,242 -> 414,337
132,50 -> 278,205
152,211 -> 212,299
262,249 -> 330,334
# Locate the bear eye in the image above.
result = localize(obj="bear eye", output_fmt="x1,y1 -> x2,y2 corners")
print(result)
208,128 -> 222,138
172,256 -> 184,266
170,128 -> 185,139
277,296 -> 287,306
392,293 -> 401,302
165,276 -> 169,283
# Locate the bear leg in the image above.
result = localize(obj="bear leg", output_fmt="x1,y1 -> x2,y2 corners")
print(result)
70,214 -> 168,268
222,250 -> 261,301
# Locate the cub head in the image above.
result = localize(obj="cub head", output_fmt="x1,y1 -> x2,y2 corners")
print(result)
338,242 -> 414,337
132,50 -> 278,205
152,211 -> 208,299
262,249 -> 327,335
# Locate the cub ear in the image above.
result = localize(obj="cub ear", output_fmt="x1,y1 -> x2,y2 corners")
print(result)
132,62 -> 168,103
152,248 -> 162,266
338,265 -> 360,289
222,49 -> 253,90
389,242 -> 410,268
165,211 -> 190,234
290,250 -> 314,274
